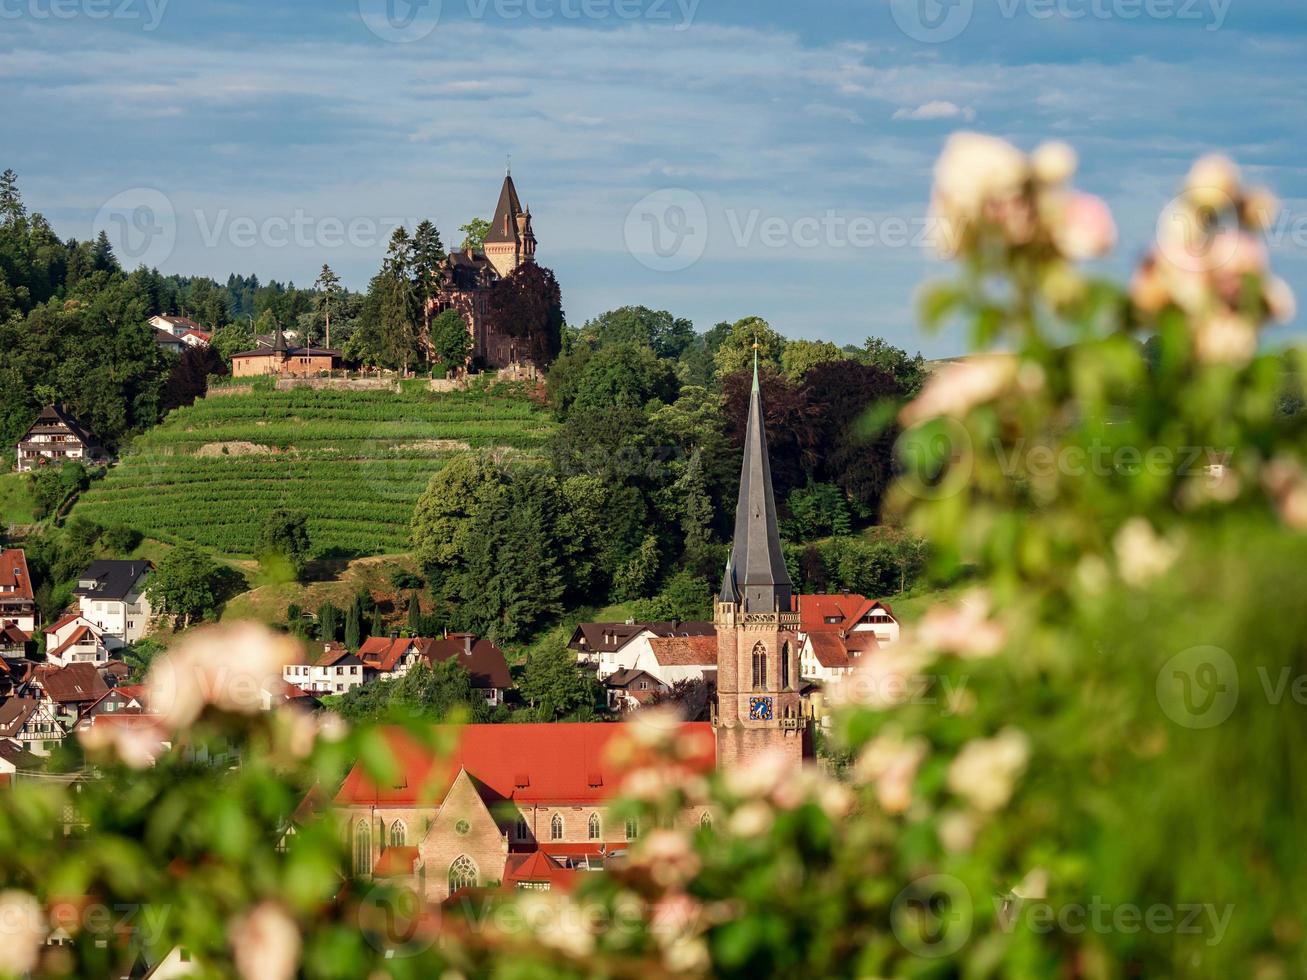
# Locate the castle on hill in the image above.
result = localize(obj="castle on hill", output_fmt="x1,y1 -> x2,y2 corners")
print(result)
431,170 -> 538,369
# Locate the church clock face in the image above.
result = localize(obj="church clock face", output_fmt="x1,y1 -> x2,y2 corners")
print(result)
749,696 -> 774,721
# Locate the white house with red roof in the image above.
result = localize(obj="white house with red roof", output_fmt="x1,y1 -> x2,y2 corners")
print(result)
149,315 -> 212,347
332,723 -> 716,902
0,549 -> 37,636
583,622 -> 715,681
796,594 -> 900,682
627,634 -> 720,688
44,612 -> 111,667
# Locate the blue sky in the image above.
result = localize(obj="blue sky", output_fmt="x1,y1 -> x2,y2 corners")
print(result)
3,0 -> 1305,356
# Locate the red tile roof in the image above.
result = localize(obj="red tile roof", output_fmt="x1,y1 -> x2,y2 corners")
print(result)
504,851 -> 579,891
648,635 -> 718,666
0,550 -> 34,603
45,612 -> 86,636
48,625 -> 100,661
357,637 -> 422,673
0,625 -> 28,647
33,663 -> 108,704
798,594 -> 895,634
334,722 -> 716,808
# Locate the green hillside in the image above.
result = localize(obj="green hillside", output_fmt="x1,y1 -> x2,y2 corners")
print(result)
72,381 -> 553,558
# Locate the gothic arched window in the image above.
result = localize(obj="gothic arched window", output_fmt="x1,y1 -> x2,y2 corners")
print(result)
700,811 -> 713,830
353,820 -> 372,875
588,812 -> 601,840
448,854 -> 478,894
781,641 -> 792,689
550,813 -> 564,840
515,816 -> 529,841
751,643 -> 768,690
390,820 -> 406,848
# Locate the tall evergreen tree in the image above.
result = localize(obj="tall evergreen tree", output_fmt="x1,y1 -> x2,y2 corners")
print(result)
0,169 -> 25,224
375,227 -> 419,375
407,593 -> 421,633
313,263 -> 341,350
344,598 -> 360,651
411,220 -> 445,347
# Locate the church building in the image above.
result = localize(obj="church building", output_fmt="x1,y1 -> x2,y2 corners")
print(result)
713,349 -> 811,767
432,171 -> 538,369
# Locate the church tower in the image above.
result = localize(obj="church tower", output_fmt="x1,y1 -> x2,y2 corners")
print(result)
483,168 -> 537,279
714,349 -> 807,770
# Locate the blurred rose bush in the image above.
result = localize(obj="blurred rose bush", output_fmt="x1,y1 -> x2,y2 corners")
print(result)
1,134 -> 1305,978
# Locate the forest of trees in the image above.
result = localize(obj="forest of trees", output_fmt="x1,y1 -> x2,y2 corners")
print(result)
412,305 -> 931,644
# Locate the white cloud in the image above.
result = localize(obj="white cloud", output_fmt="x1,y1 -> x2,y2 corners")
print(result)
893,101 -> 976,122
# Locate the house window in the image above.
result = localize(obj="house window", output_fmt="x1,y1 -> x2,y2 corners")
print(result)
353,820 -> 372,875
751,643 -> 767,690
625,817 -> 638,840
390,820 -> 406,848
515,816 -> 529,841
550,814 -> 563,841
588,813 -> 601,840
448,854 -> 478,894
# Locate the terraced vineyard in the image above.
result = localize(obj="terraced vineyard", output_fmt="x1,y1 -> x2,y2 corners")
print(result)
72,383 -> 554,557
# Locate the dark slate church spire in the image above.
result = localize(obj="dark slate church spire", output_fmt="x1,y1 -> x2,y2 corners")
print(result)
719,347 -> 794,613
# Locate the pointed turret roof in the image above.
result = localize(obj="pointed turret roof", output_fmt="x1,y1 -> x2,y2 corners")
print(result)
271,322 -> 288,352
719,353 -> 794,612
485,172 -> 526,245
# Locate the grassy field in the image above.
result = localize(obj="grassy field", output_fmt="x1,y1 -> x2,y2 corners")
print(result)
0,472 -> 36,525
71,382 -> 554,558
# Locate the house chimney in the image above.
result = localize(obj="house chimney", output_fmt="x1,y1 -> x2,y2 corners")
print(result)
464,634 -> 473,656
389,629 -> 399,640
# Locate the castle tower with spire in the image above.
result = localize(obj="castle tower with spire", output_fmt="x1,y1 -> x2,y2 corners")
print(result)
714,350 -> 808,770
483,168 -> 536,279
433,166 -> 540,368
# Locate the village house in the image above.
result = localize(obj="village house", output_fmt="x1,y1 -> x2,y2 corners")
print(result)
333,723 -> 716,902
796,594 -> 900,682
628,634 -> 720,689
603,669 -> 669,712
568,621 -> 714,679
0,549 -> 37,635
149,315 -> 211,347
152,327 -> 187,355
0,625 -> 29,660
422,634 -> 512,707
283,642 -> 362,696
31,662 -> 109,727
73,685 -> 147,734
14,405 -> 105,473
230,324 -> 340,378
72,560 -> 153,646
0,697 -> 64,755
283,635 -> 512,705
43,613 -> 112,667
431,171 -> 539,369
